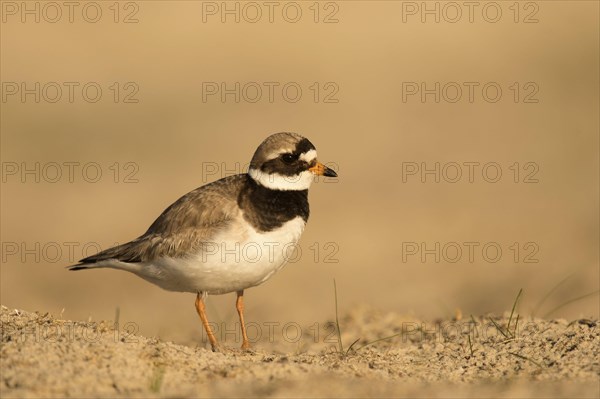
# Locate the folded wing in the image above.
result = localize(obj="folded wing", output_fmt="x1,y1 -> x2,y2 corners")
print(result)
70,175 -> 246,268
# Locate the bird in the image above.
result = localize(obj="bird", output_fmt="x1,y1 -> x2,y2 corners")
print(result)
68,132 -> 338,351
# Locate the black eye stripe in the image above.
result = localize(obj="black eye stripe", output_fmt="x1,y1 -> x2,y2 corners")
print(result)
281,153 -> 297,164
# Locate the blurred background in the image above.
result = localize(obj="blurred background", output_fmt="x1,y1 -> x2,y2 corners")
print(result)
1,1 -> 598,348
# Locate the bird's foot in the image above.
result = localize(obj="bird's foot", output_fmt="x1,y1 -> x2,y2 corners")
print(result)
205,343 -> 222,353
240,341 -> 252,352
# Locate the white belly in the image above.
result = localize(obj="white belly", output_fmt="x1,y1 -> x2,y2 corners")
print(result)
134,216 -> 306,294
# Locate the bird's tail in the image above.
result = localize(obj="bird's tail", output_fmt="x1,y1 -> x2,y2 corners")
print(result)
68,263 -> 98,271
67,239 -> 144,271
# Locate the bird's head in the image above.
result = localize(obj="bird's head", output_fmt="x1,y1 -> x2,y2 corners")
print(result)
249,132 -> 338,191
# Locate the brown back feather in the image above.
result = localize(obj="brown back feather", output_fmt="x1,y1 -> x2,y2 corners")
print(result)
78,175 -> 246,263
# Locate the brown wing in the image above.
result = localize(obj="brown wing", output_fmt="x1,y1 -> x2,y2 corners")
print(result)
75,175 -> 247,264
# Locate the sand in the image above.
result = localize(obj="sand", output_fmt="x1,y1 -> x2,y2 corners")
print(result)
1,305 -> 598,398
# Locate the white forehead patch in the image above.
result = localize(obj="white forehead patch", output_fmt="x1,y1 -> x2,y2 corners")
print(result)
299,149 -> 317,163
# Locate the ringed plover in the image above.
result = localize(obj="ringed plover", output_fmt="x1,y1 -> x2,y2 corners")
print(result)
69,132 -> 338,351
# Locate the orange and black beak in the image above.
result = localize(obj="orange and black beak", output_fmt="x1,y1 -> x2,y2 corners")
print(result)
309,161 -> 338,177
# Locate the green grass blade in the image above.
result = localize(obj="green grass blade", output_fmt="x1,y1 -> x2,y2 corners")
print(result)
488,317 -> 509,338
353,332 -> 404,352
507,288 -> 523,335
333,279 -> 344,353
508,352 -> 544,369
532,273 -> 575,317
114,306 -> 120,328
542,290 -> 600,318
467,334 -> 474,357
346,338 -> 361,355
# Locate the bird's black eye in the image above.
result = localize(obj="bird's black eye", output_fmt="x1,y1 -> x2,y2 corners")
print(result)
281,153 -> 297,164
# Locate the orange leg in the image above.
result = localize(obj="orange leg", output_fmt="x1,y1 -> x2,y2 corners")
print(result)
236,290 -> 251,350
195,292 -> 219,351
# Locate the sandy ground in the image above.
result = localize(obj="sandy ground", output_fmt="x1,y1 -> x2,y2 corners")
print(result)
2,3 -> 598,398
1,305 -> 598,398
